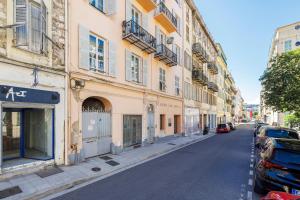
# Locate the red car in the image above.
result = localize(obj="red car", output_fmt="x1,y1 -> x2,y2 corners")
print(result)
261,191 -> 300,200
216,124 -> 230,133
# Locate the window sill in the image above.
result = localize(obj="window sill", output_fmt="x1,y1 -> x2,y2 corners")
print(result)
89,4 -> 105,15
13,46 -> 47,57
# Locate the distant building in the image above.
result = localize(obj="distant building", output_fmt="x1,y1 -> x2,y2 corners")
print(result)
261,21 -> 300,126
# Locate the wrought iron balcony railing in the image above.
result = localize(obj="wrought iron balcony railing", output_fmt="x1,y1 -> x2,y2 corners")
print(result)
154,2 -> 177,33
192,69 -> 208,85
155,44 -> 177,66
207,62 -> 218,74
208,82 -> 219,92
192,43 -> 209,63
122,20 -> 157,54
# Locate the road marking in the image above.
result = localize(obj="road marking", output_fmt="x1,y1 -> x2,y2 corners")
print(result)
251,158 -> 254,162
251,155 -> 254,158
250,164 -> 253,168
249,170 -> 253,176
248,179 -> 253,186
247,191 -> 253,200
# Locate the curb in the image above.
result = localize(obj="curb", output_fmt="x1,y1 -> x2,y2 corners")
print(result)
25,133 -> 215,200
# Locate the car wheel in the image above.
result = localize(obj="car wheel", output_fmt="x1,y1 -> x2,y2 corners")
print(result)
253,176 -> 266,194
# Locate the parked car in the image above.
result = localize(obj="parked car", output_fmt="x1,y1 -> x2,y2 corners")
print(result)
254,138 -> 300,195
216,124 -> 230,133
255,126 -> 299,149
254,123 -> 268,137
261,191 -> 300,200
227,122 -> 235,130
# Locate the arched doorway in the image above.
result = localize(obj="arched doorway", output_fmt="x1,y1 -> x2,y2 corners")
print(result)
147,104 -> 155,143
82,97 -> 112,158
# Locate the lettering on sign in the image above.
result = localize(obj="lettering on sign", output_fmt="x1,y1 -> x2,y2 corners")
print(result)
6,87 -> 27,102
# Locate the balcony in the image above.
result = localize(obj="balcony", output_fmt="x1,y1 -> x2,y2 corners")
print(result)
208,82 -> 219,92
136,0 -> 157,12
192,43 -> 209,63
192,69 -> 208,85
122,20 -> 157,54
154,2 -> 177,33
155,44 -> 177,66
207,62 -> 218,74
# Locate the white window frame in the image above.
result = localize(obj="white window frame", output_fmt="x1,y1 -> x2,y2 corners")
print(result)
89,0 -> 104,12
131,53 -> 141,83
89,33 -> 106,73
159,68 -> 166,92
175,76 -> 180,96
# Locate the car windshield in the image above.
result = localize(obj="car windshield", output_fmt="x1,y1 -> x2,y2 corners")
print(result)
266,130 -> 299,139
273,149 -> 300,165
218,124 -> 226,128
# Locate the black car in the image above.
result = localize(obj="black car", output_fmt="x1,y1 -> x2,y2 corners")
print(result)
255,126 -> 299,149
227,122 -> 235,130
254,138 -> 300,195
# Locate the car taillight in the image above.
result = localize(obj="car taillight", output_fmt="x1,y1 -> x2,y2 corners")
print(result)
262,160 -> 284,170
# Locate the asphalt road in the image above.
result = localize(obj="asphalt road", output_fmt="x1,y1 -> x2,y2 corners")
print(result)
53,125 -> 255,200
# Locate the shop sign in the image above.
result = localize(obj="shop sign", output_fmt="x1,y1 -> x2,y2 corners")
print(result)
0,85 -> 60,104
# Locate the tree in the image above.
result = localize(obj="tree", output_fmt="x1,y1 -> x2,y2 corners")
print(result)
260,49 -> 300,114
284,114 -> 300,128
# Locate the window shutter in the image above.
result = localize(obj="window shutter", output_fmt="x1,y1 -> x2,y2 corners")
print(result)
143,58 -> 148,86
14,0 -> 28,46
125,49 -> 132,81
138,59 -> 143,84
109,41 -> 117,77
142,13 -> 148,30
105,0 -> 117,15
41,0 -> 47,54
155,26 -> 159,44
78,25 -> 90,70
125,0 -> 131,21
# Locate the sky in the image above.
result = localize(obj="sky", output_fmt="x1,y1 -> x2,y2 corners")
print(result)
195,0 -> 300,104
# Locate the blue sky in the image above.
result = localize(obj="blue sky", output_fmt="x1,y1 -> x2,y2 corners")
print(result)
195,0 -> 300,104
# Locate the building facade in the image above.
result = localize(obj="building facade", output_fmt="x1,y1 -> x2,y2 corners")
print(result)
261,21 -> 300,126
0,0 -> 66,173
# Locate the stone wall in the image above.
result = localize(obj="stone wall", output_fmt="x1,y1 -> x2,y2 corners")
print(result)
0,0 -> 6,56
52,0 -> 65,68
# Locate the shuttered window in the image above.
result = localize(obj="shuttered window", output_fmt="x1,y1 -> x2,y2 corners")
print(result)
14,0 -> 48,54
175,76 -> 180,96
159,68 -> 166,92
89,0 -> 104,12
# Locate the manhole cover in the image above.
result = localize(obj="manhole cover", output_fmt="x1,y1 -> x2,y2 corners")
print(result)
91,167 -> 101,172
0,186 -> 22,199
168,143 -> 176,145
35,166 -> 64,178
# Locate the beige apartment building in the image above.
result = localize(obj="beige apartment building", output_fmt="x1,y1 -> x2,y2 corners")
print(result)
261,21 -> 300,126
183,0 -> 218,135
0,0 -> 66,174
66,0 -> 185,163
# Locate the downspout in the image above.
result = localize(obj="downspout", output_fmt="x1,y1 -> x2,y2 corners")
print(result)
64,0 -> 70,165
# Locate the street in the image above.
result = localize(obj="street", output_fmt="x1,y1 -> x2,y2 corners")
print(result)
53,125 -> 257,200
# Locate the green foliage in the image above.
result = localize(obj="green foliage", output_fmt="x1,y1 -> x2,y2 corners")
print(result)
260,49 -> 300,113
284,114 -> 300,128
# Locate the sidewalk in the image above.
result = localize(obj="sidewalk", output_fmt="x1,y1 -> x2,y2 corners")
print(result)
0,132 -> 215,200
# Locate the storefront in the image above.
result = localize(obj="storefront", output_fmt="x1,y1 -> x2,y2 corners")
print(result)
0,85 -> 60,168
184,107 -> 200,135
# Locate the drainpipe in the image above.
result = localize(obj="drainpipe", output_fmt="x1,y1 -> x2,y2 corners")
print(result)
64,0 -> 70,166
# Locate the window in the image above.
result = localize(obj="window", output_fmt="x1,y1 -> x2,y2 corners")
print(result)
184,51 -> 192,71
89,34 -> 105,72
131,54 -> 141,83
175,76 -> 180,96
160,114 -> 166,130
131,6 -> 141,24
89,0 -> 104,12
186,7 -> 190,23
174,45 -> 181,65
284,40 -> 292,52
14,0 -> 48,54
159,68 -> 166,91
186,25 -> 190,42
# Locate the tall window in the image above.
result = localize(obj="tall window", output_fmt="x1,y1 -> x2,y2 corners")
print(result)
89,34 -> 105,72
186,7 -> 190,23
175,76 -> 180,96
14,0 -> 47,54
284,40 -> 292,52
131,54 -> 141,83
89,0 -> 104,12
186,25 -> 190,42
159,68 -> 166,92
